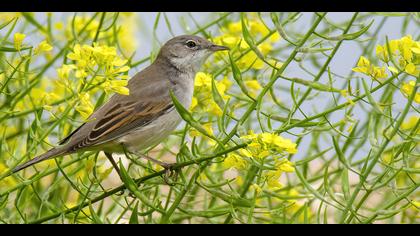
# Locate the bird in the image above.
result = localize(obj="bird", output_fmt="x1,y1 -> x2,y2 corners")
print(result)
11,35 -> 229,179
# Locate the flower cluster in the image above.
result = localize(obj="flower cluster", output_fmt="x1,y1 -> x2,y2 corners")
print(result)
65,14 -> 138,55
224,131 -> 297,190
353,35 -> 420,106
34,41 -> 53,55
263,159 -> 295,189
58,43 -> 130,118
223,153 -> 248,170
353,35 -> 420,80
239,131 -> 298,158
211,14 -> 281,70
191,72 -> 232,116
352,56 -> 387,80
376,35 -> 420,76
13,33 -> 26,51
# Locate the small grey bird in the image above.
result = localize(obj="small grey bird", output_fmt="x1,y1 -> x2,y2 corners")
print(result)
12,35 -> 229,176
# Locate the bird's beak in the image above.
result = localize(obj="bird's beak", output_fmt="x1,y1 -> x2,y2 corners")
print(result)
209,44 -> 230,52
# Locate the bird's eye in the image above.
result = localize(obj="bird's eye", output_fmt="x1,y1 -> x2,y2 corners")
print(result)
186,40 -> 197,48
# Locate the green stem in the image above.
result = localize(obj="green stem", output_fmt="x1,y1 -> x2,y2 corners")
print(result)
340,75 -> 419,223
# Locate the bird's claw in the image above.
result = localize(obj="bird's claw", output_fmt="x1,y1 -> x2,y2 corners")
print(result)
115,189 -> 136,198
162,163 -> 178,186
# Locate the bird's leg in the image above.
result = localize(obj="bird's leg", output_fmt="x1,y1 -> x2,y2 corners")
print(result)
135,152 -> 178,185
104,152 -> 123,179
105,152 -> 137,198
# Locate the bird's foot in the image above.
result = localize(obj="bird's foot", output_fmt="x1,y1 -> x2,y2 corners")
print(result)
161,162 -> 178,186
115,189 -> 137,198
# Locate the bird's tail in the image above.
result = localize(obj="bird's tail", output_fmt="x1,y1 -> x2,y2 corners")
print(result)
12,147 -> 67,173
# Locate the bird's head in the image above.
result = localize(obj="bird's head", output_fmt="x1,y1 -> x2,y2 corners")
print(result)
157,35 -> 229,73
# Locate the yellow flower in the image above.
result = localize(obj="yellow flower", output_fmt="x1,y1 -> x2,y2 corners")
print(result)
235,175 -> 244,186
249,21 -> 269,36
352,60 -> 369,74
400,35 -> 415,61
223,153 -> 248,170
192,72 -> 231,116
239,132 -> 298,159
245,79 -> 262,97
212,16 -> 280,72
237,52 -> 264,70
54,22 -> 64,30
275,159 -> 295,172
13,32 -> 26,51
374,36 -> 420,76
251,183 -> 263,195
190,96 -> 198,110
227,21 -> 242,34
35,40 -> 53,55
352,56 -> 388,80
382,153 -> 393,165
65,43 -> 130,96
401,80 -> 420,104
372,66 -> 388,79
405,63 -> 419,76
265,170 -> 282,189
357,56 -> 370,68
401,116 -> 420,130
102,79 -> 129,95
220,76 -> 233,89
57,64 -> 76,80
376,45 -> 389,62
194,72 -> 212,87
76,93 -> 94,119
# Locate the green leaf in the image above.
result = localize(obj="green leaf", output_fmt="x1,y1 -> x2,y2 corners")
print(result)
169,90 -> 220,144
129,201 -> 139,224
270,12 -> 297,46
240,13 -> 264,60
372,12 -> 408,17
281,76 -> 342,93
341,168 -> 350,200
211,77 -> 225,109
198,183 -> 254,208
268,114 -> 327,127
228,53 -> 253,101
297,47 -> 334,53
332,136 -> 352,171
118,160 -> 164,214
0,46 -> 32,52
316,20 -> 374,41
88,203 -> 103,224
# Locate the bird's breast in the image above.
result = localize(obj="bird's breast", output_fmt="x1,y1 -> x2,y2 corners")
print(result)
172,74 -> 195,109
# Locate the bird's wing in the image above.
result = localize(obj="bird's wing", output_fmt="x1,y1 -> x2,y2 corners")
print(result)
65,99 -> 174,152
